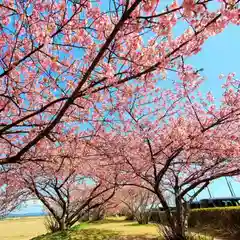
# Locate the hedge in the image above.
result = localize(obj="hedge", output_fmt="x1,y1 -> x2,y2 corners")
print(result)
189,207 -> 240,230
149,207 -> 240,238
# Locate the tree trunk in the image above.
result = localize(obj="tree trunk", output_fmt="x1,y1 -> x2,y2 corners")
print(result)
155,188 -> 176,232
183,202 -> 190,235
58,214 -> 69,231
173,200 -> 190,239
143,213 -> 149,224
136,212 -> 149,224
60,221 -> 66,231
58,216 -> 69,231
175,196 -> 186,238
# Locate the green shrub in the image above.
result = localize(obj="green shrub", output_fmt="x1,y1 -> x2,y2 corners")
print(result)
150,207 -> 240,239
189,206 -> 240,227
189,206 -> 240,238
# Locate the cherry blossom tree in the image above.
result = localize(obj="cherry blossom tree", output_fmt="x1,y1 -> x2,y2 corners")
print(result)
89,72 -> 240,238
0,168 -> 29,217
0,138 -> 120,231
1,0 -> 240,238
1,0 -> 240,165
117,186 -> 158,224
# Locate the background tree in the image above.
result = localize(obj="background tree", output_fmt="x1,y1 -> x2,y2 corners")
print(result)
0,168 -> 29,217
118,186 -> 158,224
90,204 -> 111,222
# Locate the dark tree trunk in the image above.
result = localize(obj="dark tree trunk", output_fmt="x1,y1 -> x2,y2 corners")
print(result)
135,212 -> 149,224
172,199 -> 190,239
157,191 -> 189,239
59,221 -> 66,231
175,196 -> 186,238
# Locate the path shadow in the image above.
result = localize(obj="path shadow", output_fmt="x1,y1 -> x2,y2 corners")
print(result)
89,218 -> 129,225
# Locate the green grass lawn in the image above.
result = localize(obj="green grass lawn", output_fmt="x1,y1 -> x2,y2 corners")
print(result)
31,217 -> 215,240
32,217 -> 160,240
83,217 -> 159,236
0,216 -> 215,240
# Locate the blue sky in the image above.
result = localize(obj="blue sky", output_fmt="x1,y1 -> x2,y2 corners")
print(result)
13,20 -> 240,214
185,24 -> 240,98
184,23 -> 240,200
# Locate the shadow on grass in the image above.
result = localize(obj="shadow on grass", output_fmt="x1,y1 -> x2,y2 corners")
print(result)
190,225 -> 240,240
123,223 -> 156,227
31,228 -> 120,240
31,228 -> 160,240
89,218 -> 130,225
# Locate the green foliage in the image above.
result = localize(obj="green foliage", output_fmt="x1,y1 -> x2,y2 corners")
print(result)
191,206 -> 240,212
72,222 -> 90,229
189,206 -> 240,227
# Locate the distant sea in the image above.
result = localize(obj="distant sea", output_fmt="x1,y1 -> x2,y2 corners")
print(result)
6,212 -> 46,218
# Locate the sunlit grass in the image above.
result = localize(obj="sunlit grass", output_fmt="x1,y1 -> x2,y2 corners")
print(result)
85,218 -> 159,236
0,216 -> 215,240
0,216 -> 46,240
32,229 -> 121,240
31,217 -> 160,240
